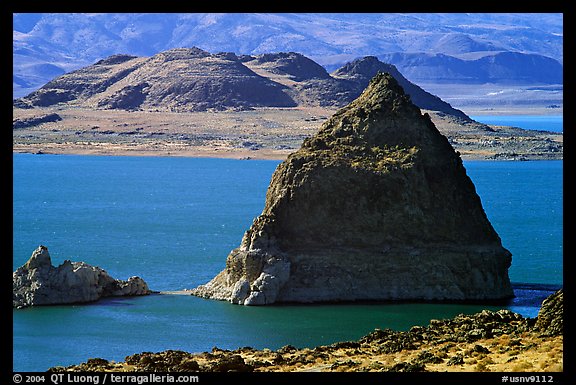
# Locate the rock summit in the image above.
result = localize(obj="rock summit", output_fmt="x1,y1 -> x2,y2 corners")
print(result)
13,246 -> 151,308
192,73 -> 513,305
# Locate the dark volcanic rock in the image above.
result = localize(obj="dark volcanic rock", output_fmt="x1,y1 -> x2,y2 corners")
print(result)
13,246 -> 151,308
209,354 -> 254,372
13,112 -> 62,129
534,289 -> 563,336
97,82 -> 150,110
192,73 -> 513,305
124,350 -> 201,372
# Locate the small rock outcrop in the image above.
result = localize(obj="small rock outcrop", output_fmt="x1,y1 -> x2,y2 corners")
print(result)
13,246 -> 151,308
12,113 -> 62,129
534,289 -> 563,336
192,73 -> 513,305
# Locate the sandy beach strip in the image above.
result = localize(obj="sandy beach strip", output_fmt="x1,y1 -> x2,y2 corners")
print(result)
12,143 -> 293,161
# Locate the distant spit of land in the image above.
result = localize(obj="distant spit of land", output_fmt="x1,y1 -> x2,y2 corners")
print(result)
11,48 -> 562,161
13,106 -> 563,161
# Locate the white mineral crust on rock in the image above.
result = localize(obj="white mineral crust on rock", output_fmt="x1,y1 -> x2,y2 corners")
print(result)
13,245 -> 151,308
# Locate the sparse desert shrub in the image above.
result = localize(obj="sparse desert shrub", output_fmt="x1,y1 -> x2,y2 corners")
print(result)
508,349 -> 520,357
511,360 -> 534,371
475,361 -> 489,372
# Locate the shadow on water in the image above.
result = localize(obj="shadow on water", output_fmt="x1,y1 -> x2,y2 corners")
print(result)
83,282 -> 562,311
507,282 -> 562,310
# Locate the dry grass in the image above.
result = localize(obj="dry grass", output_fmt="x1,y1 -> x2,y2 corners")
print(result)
13,106 -> 562,161
84,334 -> 561,373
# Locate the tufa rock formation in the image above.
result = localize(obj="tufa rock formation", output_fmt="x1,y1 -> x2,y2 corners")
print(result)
192,73 -> 513,305
13,246 -> 151,308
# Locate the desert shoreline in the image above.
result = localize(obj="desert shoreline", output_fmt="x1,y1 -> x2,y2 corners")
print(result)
12,106 -> 563,162
12,146 -> 512,162
12,145 -> 293,161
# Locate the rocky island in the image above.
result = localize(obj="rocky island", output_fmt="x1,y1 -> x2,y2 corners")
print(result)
13,245 -> 151,308
192,73 -> 513,305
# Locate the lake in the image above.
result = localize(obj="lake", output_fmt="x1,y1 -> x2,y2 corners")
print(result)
469,115 -> 563,133
12,154 -> 562,371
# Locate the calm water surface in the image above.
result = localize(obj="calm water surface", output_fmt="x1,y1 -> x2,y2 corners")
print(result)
469,114 -> 563,133
12,154 -> 563,371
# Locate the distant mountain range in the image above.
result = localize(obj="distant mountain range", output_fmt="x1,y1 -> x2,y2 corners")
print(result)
13,13 -> 563,98
378,52 -> 563,84
14,48 -> 470,121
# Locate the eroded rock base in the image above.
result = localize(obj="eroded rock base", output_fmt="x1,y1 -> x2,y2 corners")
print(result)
13,246 -> 151,308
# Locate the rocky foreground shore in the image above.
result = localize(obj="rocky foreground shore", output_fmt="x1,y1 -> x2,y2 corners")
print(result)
49,289 -> 562,373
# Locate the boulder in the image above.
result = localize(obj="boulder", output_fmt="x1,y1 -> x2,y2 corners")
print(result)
13,245 -> 151,308
534,289 -> 563,336
192,72 -> 513,305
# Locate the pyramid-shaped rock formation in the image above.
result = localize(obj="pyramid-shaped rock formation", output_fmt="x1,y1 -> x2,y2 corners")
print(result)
192,73 -> 513,305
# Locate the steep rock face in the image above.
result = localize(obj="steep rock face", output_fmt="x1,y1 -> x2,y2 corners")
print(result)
13,246 -> 151,308
192,73 -> 513,305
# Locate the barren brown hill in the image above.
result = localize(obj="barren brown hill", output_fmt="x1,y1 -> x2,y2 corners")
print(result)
14,47 -> 471,120
14,48 -> 297,112
12,48 -> 562,161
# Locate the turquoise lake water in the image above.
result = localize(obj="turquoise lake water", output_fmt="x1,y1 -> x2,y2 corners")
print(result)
12,153 -> 563,371
469,115 -> 563,133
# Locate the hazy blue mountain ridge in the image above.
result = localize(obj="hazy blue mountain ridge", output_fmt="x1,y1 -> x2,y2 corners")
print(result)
378,52 -> 563,84
13,13 -> 563,98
